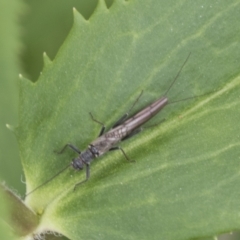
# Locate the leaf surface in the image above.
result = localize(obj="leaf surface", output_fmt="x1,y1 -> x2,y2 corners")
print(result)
18,0 -> 240,239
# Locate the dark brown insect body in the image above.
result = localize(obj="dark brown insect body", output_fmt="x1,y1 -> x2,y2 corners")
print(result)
70,97 -> 168,190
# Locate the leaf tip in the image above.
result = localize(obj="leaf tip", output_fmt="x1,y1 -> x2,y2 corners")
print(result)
43,52 -> 52,68
73,7 -> 88,25
88,0 -> 108,22
6,123 -> 16,132
97,0 -> 108,10
18,73 -> 32,83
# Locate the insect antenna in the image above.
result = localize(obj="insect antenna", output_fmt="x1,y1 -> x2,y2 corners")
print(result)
24,164 -> 71,198
163,52 -> 191,97
168,92 -> 211,104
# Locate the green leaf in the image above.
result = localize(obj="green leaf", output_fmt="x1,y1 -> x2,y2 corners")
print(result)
17,0 -> 240,239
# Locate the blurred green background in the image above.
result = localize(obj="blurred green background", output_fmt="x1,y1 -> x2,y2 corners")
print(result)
0,0 -> 239,239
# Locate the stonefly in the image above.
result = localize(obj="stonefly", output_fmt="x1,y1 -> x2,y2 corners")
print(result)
25,53 -> 204,197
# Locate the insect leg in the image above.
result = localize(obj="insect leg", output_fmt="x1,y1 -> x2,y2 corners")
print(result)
73,164 -> 90,191
89,112 -> 106,136
109,146 -> 135,162
55,143 -> 81,154
112,91 -> 143,128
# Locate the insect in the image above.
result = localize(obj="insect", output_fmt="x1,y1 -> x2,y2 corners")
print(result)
25,53 -> 203,197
